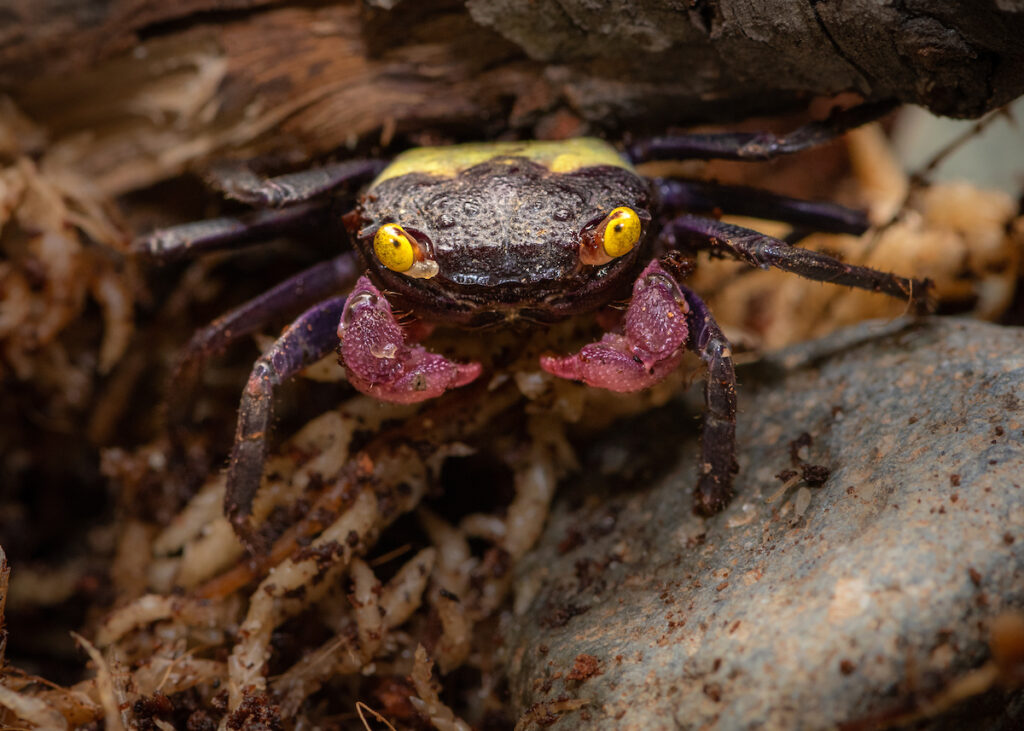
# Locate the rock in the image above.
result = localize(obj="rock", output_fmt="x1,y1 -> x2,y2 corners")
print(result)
505,318 -> 1024,730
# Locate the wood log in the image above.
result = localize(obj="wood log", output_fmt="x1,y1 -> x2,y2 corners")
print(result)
1,0 -> 1021,195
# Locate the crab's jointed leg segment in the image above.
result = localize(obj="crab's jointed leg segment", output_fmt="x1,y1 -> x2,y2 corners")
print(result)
134,159 -> 385,260
656,178 -> 870,236
167,253 -> 360,434
205,158 -> 386,207
134,202 -> 329,261
227,294 -> 349,550
677,282 -> 739,515
664,214 -> 932,312
540,260 -> 690,392
626,99 -> 897,163
338,276 -> 482,404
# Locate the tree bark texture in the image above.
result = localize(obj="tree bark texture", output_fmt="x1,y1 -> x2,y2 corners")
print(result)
1,0 -> 1021,196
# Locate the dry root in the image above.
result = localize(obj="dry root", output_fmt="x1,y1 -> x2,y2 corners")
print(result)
0,99 -> 135,417
409,645 -> 471,731
0,376 -> 579,729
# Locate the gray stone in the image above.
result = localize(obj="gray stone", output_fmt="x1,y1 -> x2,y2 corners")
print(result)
505,318 -> 1024,730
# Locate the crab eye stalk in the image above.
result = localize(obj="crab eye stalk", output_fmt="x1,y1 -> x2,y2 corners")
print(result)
603,207 -> 641,257
374,223 -> 415,272
372,223 -> 439,279
580,206 -> 643,265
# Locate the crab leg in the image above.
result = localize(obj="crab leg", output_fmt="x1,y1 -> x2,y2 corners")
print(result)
626,99 -> 896,163
226,294 -> 349,548
676,282 -> 738,515
205,158 -> 386,207
540,260 -> 689,392
166,253 -> 360,432
134,202 -> 329,261
338,276 -> 482,404
656,179 -> 869,235
663,214 -> 932,311
134,159 -> 385,260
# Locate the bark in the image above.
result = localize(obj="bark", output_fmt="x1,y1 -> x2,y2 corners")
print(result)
1,0 -> 1021,196
467,0 -> 1024,121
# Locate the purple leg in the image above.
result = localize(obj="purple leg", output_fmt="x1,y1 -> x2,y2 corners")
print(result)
626,99 -> 896,163
540,260 -> 689,392
676,282 -> 738,515
167,253 -> 360,434
664,214 -> 932,311
226,295 -> 349,549
655,179 -> 869,236
135,159 -> 385,260
205,158 -> 386,207
338,276 -> 482,404
133,202 -> 328,261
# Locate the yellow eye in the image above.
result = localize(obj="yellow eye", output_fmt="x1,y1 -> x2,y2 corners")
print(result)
602,207 -> 641,258
373,223 -> 416,272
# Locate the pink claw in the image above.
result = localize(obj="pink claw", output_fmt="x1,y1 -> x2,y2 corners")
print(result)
540,260 -> 690,392
338,276 -> 482,403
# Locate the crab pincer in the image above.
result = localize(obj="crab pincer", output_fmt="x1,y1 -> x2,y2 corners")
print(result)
540,260 -> 689,392
338,275 -> 482,403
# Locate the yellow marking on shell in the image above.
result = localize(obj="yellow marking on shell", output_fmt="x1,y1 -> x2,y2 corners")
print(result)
370,138 -> 633,188
602,207 -> 641,258
374,223 -> 415,272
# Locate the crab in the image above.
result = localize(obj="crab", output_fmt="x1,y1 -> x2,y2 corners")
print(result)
137,99 -> 930,550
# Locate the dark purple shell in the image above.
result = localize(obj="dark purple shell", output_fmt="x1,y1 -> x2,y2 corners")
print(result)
352,157 -> 652,327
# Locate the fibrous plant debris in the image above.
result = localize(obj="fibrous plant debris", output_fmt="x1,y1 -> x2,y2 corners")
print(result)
1,351 -> 681,729
1,99 -> 1022,730
0,99 -> 136,427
